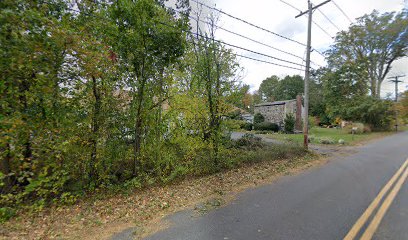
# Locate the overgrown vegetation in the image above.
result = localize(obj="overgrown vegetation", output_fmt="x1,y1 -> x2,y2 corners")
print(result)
0,0 -> 262,220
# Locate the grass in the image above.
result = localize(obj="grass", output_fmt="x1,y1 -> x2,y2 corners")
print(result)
262,127 -> 392,145
399,124 -> 408,131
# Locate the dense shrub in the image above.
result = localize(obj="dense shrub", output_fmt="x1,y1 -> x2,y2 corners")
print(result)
225,119 -> 246,130
227,109 -> 242,120
343,122 -> 371,134
234,133 -> 264,149
241,122 -> 253,131
318,137 -> 336,144
284,114 -> 295,133
254,122 -> 279,132
254,113 -> 265,124
0,207 -> 15,223
333,96 -> 393,131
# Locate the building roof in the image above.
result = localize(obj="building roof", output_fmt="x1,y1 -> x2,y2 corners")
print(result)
254,99 -> 297,107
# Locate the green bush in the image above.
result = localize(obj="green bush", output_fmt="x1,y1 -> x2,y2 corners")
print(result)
234,133 -> 263,149
318,137 -> 335,144
254,113 -> 265,124
240,122 -> 253,131
284,114 -> 295,133
225,119 -> 246,130
254,122 -> 279,132
227,109 -> 242,120
0,207 -> 15,223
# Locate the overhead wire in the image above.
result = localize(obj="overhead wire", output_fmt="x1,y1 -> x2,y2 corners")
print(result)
185,13 -> 323,68
234,54 -> 304,72
279,0 -> 333,39
317,8 -> 341,32
331,0 -> 353,23
190,0 -> 308,47
157,19 -> 309,70
158,19 -> 308,71
278,0 -> 329,58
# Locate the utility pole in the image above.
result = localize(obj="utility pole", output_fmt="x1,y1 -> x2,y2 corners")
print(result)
388,75 -> 405,132
295,0 -> 330,149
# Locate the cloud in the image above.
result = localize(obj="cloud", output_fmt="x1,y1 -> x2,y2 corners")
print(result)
274,20 -> 305,39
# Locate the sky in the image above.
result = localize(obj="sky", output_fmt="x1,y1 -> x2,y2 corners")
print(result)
188,0 -> 408,97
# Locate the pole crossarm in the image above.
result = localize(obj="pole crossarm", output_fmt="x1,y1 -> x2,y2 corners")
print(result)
295,0 -> 331,18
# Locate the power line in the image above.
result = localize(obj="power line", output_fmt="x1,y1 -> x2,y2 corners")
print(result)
183,1 -> 325,60
299,47 -> 308,75
164,5 -> 323,67
187,14 -> 323,68
317,8 -> 341,32
279,0 -> 333,39
311,18 -> 334,39
331,0 -> 353,23
280,0 -> 301,12
234,54 -> 304,71
279,0 -> 329,58
190,0 -> 307,47
215,37 -> 306,67
156,18 -> 308,69
155,19 -> 312,71
190,29 -> 307,68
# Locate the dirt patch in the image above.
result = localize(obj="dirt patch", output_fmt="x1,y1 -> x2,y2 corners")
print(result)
1,153 -> 325,240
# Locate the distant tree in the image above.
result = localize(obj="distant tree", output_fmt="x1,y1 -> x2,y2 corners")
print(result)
397,91 -> 408,123
259,75 -> 279,101
322,63 -> 368,118
346,96 -> 393,130
326,10 -> 408,98
227,84 -> 251,110
258,75 -> 304,102
274,75 -> 304,101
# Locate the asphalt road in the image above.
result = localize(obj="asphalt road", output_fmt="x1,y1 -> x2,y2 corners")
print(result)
135,131 -> 408,240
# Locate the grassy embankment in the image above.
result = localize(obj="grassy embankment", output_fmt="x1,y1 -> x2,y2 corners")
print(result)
1,140 -> 320,240
262,127 -> 393,145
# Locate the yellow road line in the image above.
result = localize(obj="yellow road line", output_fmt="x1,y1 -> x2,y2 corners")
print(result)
343,158 -> 408,240
360,161 -> 408,240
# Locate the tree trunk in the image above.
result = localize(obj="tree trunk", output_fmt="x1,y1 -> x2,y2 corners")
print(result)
89,75 -> 100,185
19,74 -> 33,185
0,143 -> 13,191
133,58 -> 147,177
376,79 -> 382,98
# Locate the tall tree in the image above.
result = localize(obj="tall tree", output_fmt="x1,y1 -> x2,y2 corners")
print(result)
327,10 -> 408,98
258,75 -> 304,102
274,75 -> 304,101
110,0 -> 187,176
258,75 -> 279,101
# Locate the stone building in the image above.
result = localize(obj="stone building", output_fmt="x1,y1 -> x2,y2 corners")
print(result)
254,96 -> 303,130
